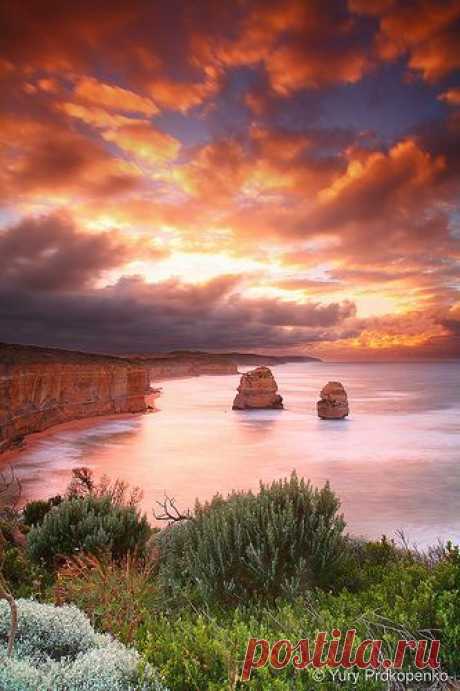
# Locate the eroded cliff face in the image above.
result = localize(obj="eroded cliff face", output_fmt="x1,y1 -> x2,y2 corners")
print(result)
147,358 -> 237,381
0,344 -> 147,453
123,353 -> 238,384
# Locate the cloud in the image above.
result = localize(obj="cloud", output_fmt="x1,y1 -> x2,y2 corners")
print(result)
0,213 -> 138,291
147,74 -> 220,113
197,0 -> 373,94
0,271 -> 357,352
74,76 -> 158,115
58,102 -> 136,129
351,0 -> 460,81
0,0 -> 459,359
0,115 -> 141,202
312,138 -> 445,228
102,122 -> 181,163
438,87 -> 460,106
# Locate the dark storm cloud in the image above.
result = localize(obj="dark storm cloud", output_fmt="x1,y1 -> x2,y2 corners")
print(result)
0,275 -> 357,352
0,214 -> 130,290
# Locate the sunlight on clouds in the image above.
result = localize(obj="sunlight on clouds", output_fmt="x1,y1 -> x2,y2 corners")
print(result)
352,292 -> 413,318
104,252 -> 267,285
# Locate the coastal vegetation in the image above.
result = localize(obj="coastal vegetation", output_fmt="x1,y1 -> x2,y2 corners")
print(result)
0,467 -> 458,689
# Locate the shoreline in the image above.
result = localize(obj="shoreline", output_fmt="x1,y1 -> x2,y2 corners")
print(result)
0,390 -> 163,468
0,369 -> 241,467
0,364 -> 294,467
0,410 -> 154,467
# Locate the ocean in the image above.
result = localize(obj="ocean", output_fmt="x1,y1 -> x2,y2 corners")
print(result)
5,361 -> 460,548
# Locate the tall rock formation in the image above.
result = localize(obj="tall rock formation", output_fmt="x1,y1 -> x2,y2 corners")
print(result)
317,381 -> 349,419
232,366 -> 283,410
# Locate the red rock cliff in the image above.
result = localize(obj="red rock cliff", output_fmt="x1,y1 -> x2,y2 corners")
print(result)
0,344 -> 147,453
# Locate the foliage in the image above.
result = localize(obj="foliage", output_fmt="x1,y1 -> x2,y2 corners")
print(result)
67,466 -> 143,508
140,550 -> 460,690
27,494 -> 151,567
0,598 -> 166,690
54,551 -> 158,644
23,496 -> 63,526
157,472 -> 347,604
0,496 -> 50,599
0,467 -> 21,520
139,596 -> 390,690
1,543 -> 49,598
2,471 -> 458,688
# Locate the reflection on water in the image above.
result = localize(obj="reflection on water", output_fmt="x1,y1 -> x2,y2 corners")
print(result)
3,361 -> 460,547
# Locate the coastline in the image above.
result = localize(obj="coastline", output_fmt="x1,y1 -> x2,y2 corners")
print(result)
0,411 -> 153,468
0,390 -> 162,467
0,361 -> 301,465
0,369 -> 242,467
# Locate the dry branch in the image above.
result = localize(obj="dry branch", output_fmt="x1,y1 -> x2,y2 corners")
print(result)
153,495 -> 192,523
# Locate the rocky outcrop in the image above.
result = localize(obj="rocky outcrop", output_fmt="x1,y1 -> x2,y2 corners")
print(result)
0,344 -> 148,453
232,366 -> 283,410
317,381 -> 349,419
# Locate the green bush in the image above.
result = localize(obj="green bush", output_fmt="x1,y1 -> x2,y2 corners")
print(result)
23,496 -> 63,526
140,556 -> 460,691
0,599 -> 166,690
157,472 -> 347,604
139,596 -> 392,690
27,495 -> 151,567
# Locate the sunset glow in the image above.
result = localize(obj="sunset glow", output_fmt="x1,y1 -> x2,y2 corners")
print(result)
1,0 -> 459,359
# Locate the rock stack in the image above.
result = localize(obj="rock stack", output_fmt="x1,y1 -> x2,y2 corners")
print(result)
317,381 -> 349,419
232,366 -> 283,410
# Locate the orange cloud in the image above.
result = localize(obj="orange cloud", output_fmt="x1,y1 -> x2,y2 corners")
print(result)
0,115 -> 141,204
58,102 -> 135,129
102,122 -> 180,163
352,0 -> 460,81
74,76 -> 159,115
148,73 -> 220,113
439,87 -> 460,106
195,0 -> 373,94
315,139 -> 445,225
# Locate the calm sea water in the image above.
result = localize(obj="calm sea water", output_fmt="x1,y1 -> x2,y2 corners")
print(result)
4,362 -> 460,547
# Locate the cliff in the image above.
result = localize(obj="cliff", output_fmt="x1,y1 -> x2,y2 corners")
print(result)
0,343 -> 148,453
130,352 -> 238,382
125,350 -> 320,383
0,342 -> 320,452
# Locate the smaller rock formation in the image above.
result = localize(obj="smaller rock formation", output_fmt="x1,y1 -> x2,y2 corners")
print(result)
232,366 -> 283,410
317,381 -> 349,419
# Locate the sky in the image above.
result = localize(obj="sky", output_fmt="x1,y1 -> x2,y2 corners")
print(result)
1,0 -> 460,360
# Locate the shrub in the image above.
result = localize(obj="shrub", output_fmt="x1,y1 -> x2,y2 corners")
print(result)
54,552 -> 158,644
0,543 -> 49,598
27,495 -> 151,567
139,597 -> 394,690
140,569 -> 460,691
157,472 -> 347,604
67,467 -> 143,508
23,496 -> 63,526
0,599 -> 166,690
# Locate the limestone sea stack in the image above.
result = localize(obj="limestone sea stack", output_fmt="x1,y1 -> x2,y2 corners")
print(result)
232,366 -> 283,410
317,381 -> 349,419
